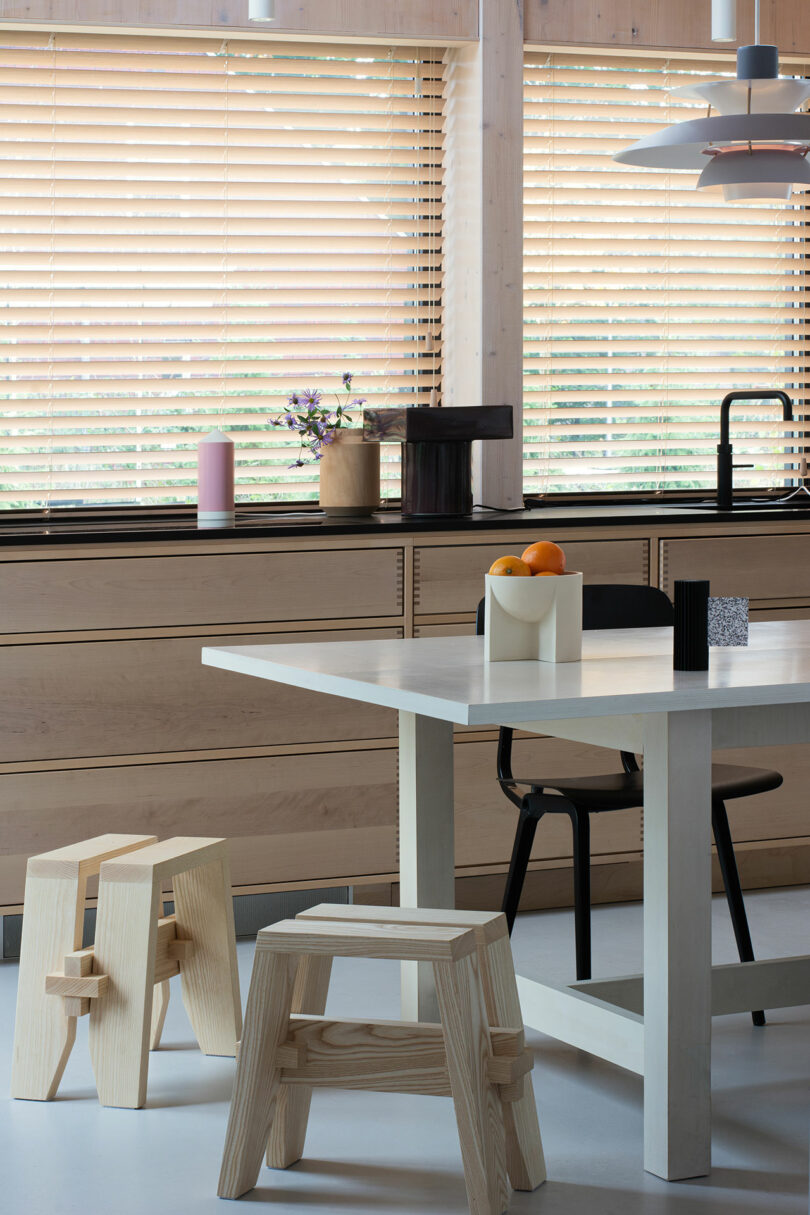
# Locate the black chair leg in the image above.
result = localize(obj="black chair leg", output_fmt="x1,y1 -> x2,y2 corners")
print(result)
712,797 -> 765,1027
501,805 -> 543,934
568,806 -> 592,981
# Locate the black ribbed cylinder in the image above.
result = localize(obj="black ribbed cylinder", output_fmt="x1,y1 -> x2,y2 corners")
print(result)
736,44 -> 779,79
673,580 -> 710,671
402,440 -> 473,517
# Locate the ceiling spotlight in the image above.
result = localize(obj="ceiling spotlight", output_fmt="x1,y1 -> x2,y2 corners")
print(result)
711,0 -> 736,42
248,0 -> 275,19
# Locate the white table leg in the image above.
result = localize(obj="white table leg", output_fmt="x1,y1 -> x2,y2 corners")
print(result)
398,711 -> 455,1021
642,709 -> 712,1180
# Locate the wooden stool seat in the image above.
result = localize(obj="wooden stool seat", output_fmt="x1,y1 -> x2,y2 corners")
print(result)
12,833 -> 241,1110
218,904 -> 545,1215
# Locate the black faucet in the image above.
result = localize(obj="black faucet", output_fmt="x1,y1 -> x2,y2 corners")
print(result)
717,390 -> 793,509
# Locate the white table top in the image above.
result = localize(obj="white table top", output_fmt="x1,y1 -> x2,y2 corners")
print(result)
202,619 -> 810,726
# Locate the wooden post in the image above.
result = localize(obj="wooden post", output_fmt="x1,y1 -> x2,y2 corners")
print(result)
443,0 -> 525,509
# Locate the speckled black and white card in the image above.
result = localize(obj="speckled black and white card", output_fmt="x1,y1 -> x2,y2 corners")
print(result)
708,596 -> 749,647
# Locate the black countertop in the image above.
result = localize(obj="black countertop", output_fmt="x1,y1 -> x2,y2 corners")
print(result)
1,500 -> 809,547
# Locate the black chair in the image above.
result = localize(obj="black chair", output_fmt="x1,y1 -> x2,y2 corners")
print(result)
477,583 -> 782,1027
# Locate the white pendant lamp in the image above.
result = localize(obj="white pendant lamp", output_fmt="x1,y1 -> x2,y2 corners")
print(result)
248,0 -> 275,19
614,0 -> 810,202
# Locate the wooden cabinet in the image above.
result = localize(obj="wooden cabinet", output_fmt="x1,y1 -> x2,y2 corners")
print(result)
415,538 -> 649,615
4,518 -> 810,918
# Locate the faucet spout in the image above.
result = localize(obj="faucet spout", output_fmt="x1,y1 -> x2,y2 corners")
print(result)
717,390 -> 793,509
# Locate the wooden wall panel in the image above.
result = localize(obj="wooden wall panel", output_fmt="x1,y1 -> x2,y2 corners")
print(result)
0,627 -> 400,762
0,0 -> 478,40
0,745 -> 398,907
523,0 -> 810,54
525,0 -> 719,52
415,538 -> 648,615
660,535 -> 810,601
0,547 -> 404,633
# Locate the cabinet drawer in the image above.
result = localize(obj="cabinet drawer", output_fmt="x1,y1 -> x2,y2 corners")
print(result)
661,534 -> 810,601
0,547 -> 404,633
0,746 -> 398,906
415,539 -> 648,615
0,627 -> 401,762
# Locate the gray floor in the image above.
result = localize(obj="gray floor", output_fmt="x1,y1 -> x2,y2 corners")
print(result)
2,890 -> 809,1215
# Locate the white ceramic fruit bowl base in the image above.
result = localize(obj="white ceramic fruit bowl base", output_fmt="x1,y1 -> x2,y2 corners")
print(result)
484,571 -> 583,662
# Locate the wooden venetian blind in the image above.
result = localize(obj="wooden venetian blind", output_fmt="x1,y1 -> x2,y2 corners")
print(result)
524,52 -> 810,495
0,31 -> 445,509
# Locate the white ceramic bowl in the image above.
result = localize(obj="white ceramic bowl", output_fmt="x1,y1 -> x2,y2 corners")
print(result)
484,570 -> 583,662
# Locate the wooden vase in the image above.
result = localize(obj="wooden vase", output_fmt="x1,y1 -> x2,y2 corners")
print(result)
318,428 -> 380,517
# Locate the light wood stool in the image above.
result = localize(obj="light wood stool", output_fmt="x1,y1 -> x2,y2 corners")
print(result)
12,834 -> 242,1109
218,904 -> 545,1215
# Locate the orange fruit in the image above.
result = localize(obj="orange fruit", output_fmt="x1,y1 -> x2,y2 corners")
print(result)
521,540 -> 566,576
488,555 -> 532,577
536,570 -> 559,576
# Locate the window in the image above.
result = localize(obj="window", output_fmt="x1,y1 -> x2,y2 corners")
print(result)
523,52 -> 810,496
0,32 -> 444,509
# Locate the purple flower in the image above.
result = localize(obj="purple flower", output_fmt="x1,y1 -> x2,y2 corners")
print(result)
300,388 -> 322,408
288,392 -> 300,407
288,458 -> 306,469
320,429 -> 336,445
350,398 -> 367,407
342,372 -> 352,387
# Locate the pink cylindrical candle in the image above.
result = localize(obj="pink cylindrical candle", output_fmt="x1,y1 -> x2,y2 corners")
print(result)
197,430 -> 235,528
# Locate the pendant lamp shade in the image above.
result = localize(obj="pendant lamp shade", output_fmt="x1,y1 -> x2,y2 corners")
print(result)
613,38 -> 810,202
613,112 -> 810,170
697,146 -> 810,200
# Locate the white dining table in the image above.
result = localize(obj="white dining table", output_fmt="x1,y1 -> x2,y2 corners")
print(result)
202,620 -> 810,1183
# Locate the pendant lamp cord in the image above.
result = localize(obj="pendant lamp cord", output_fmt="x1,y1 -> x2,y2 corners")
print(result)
754,0 -> 760,44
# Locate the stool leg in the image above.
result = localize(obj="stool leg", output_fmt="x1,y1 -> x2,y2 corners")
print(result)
267,953 -> 333,1168
478,931 -> 546,1192
150,980 -> 171,1051
89,873 -> 160,1108
218,948 -> 299,1200
173,855 -> 242,1056
434,952 -> 510,1215
10,867 -> 83,1100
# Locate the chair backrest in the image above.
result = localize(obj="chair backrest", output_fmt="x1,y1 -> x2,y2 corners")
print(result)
476,583 -> 673,636
581,584 -> 674,631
